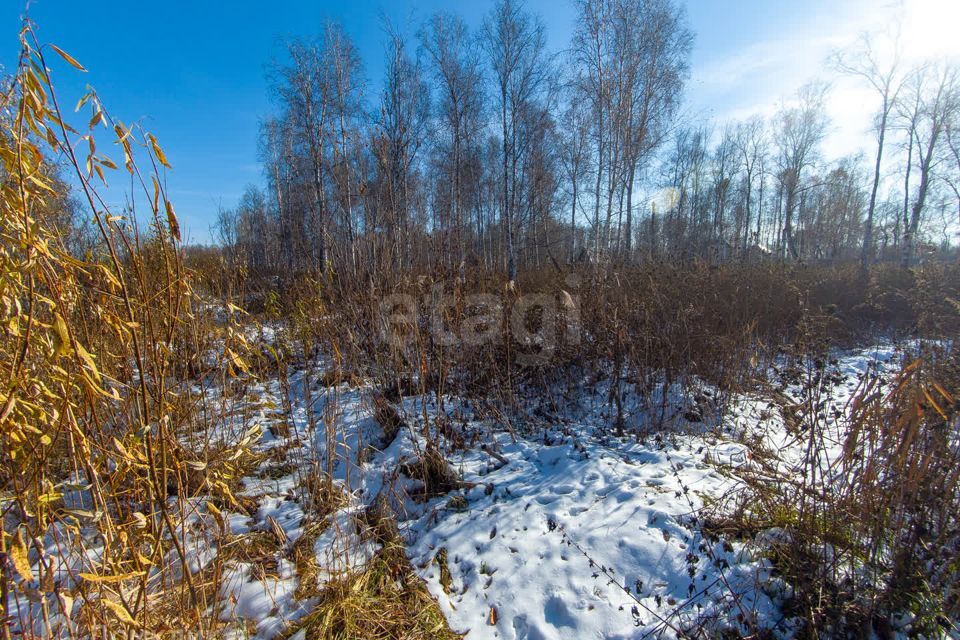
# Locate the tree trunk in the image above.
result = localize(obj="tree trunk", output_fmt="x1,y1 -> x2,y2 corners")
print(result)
624,162 -> 635,256
862,108 -> 888,272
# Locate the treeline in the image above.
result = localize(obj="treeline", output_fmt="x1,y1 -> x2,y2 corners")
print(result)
214,0 -> 960,282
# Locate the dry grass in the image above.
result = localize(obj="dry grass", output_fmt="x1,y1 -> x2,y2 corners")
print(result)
261,259 -> 960,436
713,344 -> 960,636
282,543 -> 460,640
282,508 -> 461,640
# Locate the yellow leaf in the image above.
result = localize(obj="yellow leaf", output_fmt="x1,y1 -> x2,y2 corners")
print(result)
52,313 -> 70,357
37,492 -> 62,505
58,593 -> 74,619
10,531 -> 34,582
151,176 -> 160,213
75,92 -> 91,111
226,348 -> 250,374
165,200 -> 180,242
113,437 -> 131,460
75,342 -> 101,384
79,571 -> 145,583
147,133 -> 171,168
113,123 -> 130,143
102,599 -> 140,628
932,382 -> 954,404
213,480 -> 239,507
49,44 -> 87,72
923,388 -> 947,420
207,502 -> 226,530
28,173 -> 56,193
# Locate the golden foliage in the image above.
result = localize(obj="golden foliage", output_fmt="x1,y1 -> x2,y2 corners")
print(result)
0,21 -> 253,637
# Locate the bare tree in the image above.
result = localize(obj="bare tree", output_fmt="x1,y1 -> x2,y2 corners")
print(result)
899,63 -> 959,267
733,116 -> 767,252
834,29 -> 904,271
420,12 -> 484,267
483,0 -> 551,281
618,0 -> 692,256
571,0 -> 610,258
660,125 -> 709,254
260,117 -> 295,272
375,23 -> 429,271
558,96 -> 590,259
325,22 -> 365,275
221,1 -> 949,278
775,82 -> 829,260
270,38 -> 332,272
710,127 -> 735,256
572,0 -> 690,259
944,114 -> 960,246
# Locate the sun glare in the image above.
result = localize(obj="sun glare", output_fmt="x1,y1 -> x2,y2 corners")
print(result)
901,0 -> 960,60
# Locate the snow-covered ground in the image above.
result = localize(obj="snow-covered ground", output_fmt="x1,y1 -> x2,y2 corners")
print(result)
6,335 -> 917,639
405,428 -> 771,639
194,336 -> 914,639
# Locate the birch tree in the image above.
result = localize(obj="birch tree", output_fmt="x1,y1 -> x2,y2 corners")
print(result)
834,30 -> 903,270
483,0 -> 551,281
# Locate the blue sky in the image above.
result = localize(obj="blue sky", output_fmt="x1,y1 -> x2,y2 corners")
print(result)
2,0 -> 957,244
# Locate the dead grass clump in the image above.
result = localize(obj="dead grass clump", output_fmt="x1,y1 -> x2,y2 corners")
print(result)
283,260 -> 960,446
302,465 -> 350,518
227,530 -> 285,576
380,375 -> 421,402
282,515 -> 460,640
399,444 -> 462,501
372,392 -> 407,448
317,367 -> 364,388
289,519 -> 329,602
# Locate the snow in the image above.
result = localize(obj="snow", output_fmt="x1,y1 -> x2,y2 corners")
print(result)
190,342 -> 791,639
406,432 -> 775,639
5,332 -> 934,639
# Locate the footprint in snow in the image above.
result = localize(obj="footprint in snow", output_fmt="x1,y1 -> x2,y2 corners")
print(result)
512,614 -> 529,639
543,595 -> 576,628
